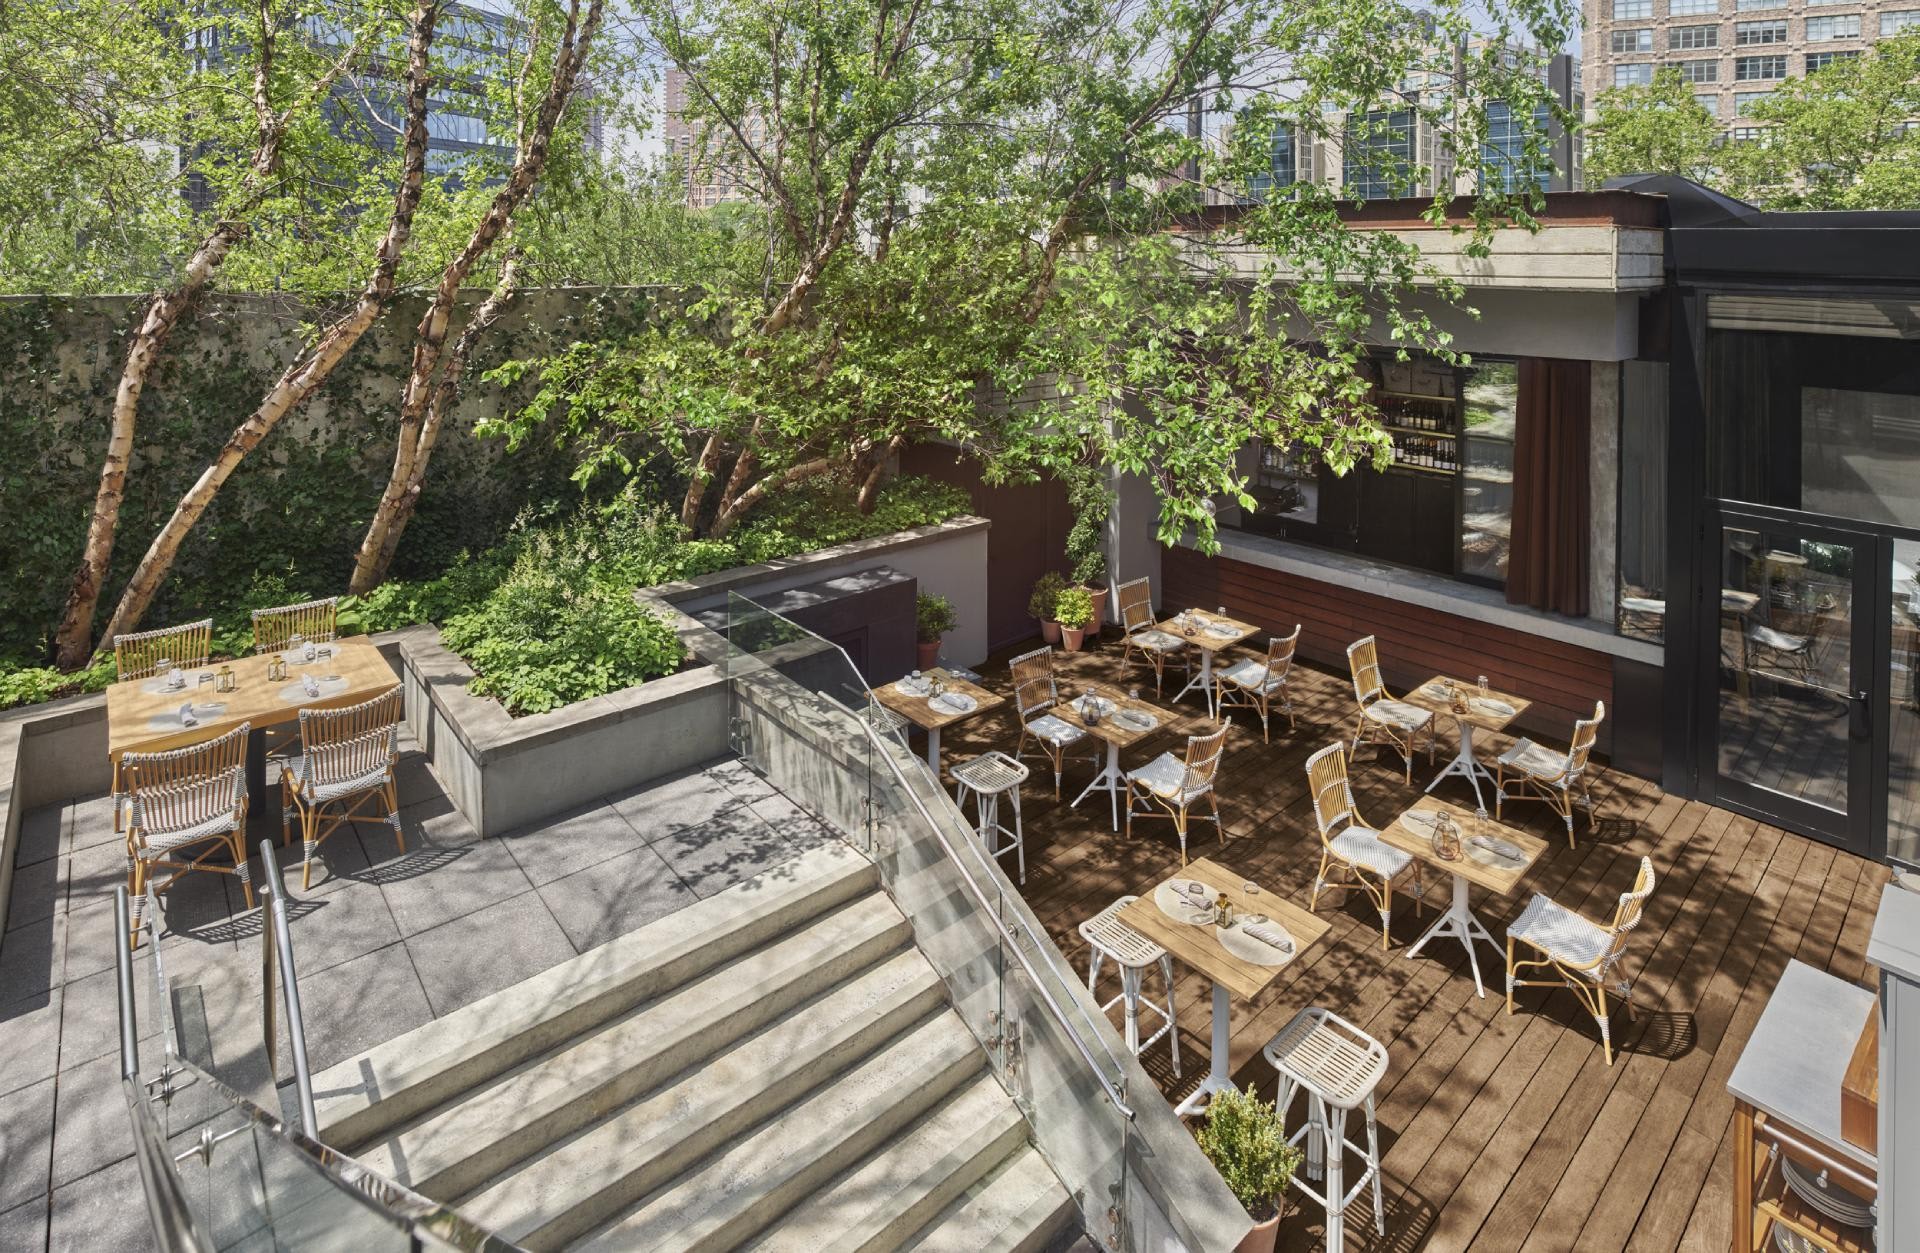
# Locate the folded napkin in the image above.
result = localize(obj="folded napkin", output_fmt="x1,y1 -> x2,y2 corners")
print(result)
1242,921 -> 1293,952
301,674 -> 321,698
1469,835 -> 1523,863
178,701 -> 198,728
1177,880 -> 1212,904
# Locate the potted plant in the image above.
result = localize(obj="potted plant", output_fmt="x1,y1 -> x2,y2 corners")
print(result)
1064,467 -> 1112,633
1029,571 -> 1069,644
1054,586 -> 1095,652
915,592 -> 957,670
1195,1084 -> 1304,1253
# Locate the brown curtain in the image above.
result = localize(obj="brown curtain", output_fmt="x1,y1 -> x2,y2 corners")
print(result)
1507,357 -> 1591,616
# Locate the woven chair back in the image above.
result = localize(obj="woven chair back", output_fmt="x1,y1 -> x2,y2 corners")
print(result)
1263,625 -> 1301,684
297,686 -> 402,793
122,723 -> 250,838
1009,646 -> 1060,720
1600,856 -> 1658,970
114,619 -> 214,681
1347,636 -> 1386,706
1116,578 -> 1155,634
1305,742 -> 1356,843
1566,700 -> 1606,777
252,597 -> 339,654
1181,724 -> 1230,794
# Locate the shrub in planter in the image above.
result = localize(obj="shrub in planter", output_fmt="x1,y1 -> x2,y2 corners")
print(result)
1029,571 -> 1069,644
1053,586 -> 1095,652
1194,1084 -> 1304,1253
1065,466 -> 1112,629
916,593 -> 957,669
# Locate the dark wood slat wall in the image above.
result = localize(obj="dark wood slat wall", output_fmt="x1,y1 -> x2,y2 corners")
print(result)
1162,546 -> 1613,750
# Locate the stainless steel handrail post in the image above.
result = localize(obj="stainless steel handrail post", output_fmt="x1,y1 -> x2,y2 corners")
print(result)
116,885 -> 139,1080
259,839 -> 319,1135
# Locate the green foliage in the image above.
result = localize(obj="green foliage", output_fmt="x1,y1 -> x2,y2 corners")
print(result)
1193,1084 -> 1303,1221
1028,572 -> 1070,623
1052,586 -> 1095,630
1583,69 -> 1723,189
1063,465 -> 1111,587
0,656 -> 117,712
916,593 -> 957,644
439,544 -> 685,717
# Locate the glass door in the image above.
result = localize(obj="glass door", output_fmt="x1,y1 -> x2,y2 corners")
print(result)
1709,511 -> 1880,853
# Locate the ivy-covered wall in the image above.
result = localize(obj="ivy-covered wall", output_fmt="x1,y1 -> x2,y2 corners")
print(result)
0,288 -> 654,659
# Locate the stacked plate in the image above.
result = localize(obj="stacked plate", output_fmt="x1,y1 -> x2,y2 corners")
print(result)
1781,1157 -> 1874,1233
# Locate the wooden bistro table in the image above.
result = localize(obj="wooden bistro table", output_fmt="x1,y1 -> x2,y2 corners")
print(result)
1400,676 -> 1532,811
870,668 -> 1006,778
106,635 -> 401,809
1052,682 -> 1170,832
1120,857 -> 1331,1117
1155,609 -> 1258,719
1379,798 -> 1547,998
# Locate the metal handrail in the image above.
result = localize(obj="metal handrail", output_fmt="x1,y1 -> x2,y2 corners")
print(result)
258,838 -> 318,1133
726,595 -> 1136,1120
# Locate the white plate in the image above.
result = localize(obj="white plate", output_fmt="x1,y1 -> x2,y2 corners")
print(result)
1074,695 -> 1117,718
279,677 -> 350,704
1467,835 -> 1527,868
896,676 -> 933,697
1470,697 -> 1517,718
928,692 -> 977,716
1217,917 -> 1295,966
1204,622 -> 1240,638
1112,709 -> 1158,733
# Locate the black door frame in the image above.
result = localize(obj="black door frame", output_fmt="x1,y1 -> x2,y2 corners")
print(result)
1693,501 -> 1889,858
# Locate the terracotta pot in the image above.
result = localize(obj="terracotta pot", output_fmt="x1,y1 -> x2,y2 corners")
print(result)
1040,619 -> 1062,644
1233,1205 -> 1282,1253
1061,625 -> 1088,652
916,639 -> 942,670
1085,585 -> 1109,638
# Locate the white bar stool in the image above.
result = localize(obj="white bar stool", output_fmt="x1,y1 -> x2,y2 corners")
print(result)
1262,1006 -> 1389,1253
951,751 -> 1030,884
1077,897 -> 1180,1076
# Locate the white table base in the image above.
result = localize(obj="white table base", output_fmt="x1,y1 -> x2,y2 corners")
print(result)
924,725 -> 941,775
1404,872 -> 1500,998
1070,740 -> 1126,831
1172,648 -> 1220,719
1174,982 -> 1233,1117
1424,718 -> 1494,810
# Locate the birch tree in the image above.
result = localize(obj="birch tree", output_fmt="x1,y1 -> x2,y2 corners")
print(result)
96,0 -> 445,647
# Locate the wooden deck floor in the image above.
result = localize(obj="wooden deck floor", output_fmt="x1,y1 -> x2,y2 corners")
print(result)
927,638 -> 1889,1253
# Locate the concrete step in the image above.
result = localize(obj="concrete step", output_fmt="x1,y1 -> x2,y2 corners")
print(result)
316,840 -> 876,1150
465,948 -> 947,1250
357,891 -> 914,1199
576,1011 -> 987,1253
902,1144 -> 1079,1253
741,1074 -> 1028,1253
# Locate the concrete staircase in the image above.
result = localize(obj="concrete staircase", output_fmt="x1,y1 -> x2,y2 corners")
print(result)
311,841 -> 1078,1252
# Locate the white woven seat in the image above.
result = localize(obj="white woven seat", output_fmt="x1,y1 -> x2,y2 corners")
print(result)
1506,856 -> 1656,1065
1222,658 -> 1285,693
1363,699 -> 1431,732
1262,1006 -> 1390,1252
283,755 -> 394,805
953,751 -> 1030,884
1329,828 -> 1413,880
1747,624 -> 1809,653
139,808 -> 242,855
1508,893 -> 1614,972
1132,629 -> 1186,654
120,723 -> 253,948
1127,752 -> 1209,805
1079,896 -> 1178,1074
952,751 -> 1028,796
1497,738 -> 1569,780
864,703 -> 907,736
281,687 -> 404,889
1027,713 -> 1086,747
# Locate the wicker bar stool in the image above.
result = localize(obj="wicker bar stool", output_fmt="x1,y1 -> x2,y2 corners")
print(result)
1078,896 -> 1180,1075
1262,1007 -> 1390,1253
951,751 -> 1030,885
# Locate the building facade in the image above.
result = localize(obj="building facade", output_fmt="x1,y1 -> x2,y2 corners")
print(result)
663,67 -> 765,209
1582,0 -> 1920,126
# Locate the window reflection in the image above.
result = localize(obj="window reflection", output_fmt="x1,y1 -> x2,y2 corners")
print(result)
1461,362 -> 1516,584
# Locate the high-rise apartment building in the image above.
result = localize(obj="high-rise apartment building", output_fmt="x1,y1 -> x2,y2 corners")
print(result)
663,67 -> 765,208
1582,0 -> 1917,126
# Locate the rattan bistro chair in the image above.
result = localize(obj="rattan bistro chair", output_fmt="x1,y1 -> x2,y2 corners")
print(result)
280,686 -> 405,889
122,723 -> 252,949
1305,743 -> 1423,950
1124,724 -> 1228,865
1495,700 -> 1605,848
1506,855 -> 1656,1065
252,596 -> 339,655
1218,626 -> 1300,743
1346,636 -> 1435,783
111,617 -> 216,832
1010,646 -> 1095,799
1116,577 -> 1190,698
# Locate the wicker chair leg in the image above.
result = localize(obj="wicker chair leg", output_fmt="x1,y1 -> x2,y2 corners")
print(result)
387,779 -> 406,853
128,858 -> 147,950
1380,879 -> 1393,950
301,805 -> 320,890
232,835 -> 254,909
1504,937 -> 1517,1014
